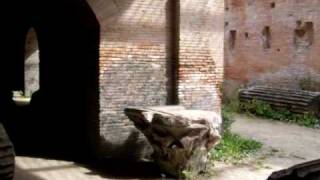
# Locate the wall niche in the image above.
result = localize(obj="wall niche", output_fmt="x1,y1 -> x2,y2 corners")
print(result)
294,21 -> 314,49
229,30 -> 237,50
262,26 -> 271,49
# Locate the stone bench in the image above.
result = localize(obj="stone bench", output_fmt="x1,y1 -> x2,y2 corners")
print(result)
124,106 -> 221,177
239,86 -> 320,116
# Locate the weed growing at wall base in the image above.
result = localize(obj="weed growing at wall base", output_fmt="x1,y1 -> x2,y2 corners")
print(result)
210,107 -> 262,164
240,100 -> 320,128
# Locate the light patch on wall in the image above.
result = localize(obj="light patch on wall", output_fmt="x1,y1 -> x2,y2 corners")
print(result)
151,63 -> 161,70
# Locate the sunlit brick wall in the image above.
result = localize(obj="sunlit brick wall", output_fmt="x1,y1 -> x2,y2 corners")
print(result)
179,0 -> 224,112
88,0 -> 224,158
88,0 -> 168,158
225,0 -> 320,99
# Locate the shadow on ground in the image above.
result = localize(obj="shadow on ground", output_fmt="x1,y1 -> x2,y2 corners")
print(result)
83,159 -> 170,179
15,166 -> 46,180
14,155 -> 174,180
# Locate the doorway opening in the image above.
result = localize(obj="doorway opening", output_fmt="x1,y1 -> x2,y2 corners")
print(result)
12,28 -> 40,106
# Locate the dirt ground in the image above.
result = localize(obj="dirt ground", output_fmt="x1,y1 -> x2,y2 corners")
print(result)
14,114 -> 320,180
213,114 -> 320,180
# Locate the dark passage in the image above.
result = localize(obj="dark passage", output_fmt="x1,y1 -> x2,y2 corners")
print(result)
0,0 -> 100,160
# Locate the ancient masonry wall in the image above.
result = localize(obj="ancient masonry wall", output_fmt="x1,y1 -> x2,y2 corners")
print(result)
88,0 -> 224,158
179,0 -> 224,111
225,0 -> 320,99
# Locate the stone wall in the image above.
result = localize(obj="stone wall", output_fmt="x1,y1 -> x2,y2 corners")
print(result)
224,0 -> 320,99
88,0 -> 224,158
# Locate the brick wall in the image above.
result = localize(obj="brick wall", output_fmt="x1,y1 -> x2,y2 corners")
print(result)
225,0 -> 320,99
88,0 -> 224,158
88,0 -> 169,158
179,0 -> 224,112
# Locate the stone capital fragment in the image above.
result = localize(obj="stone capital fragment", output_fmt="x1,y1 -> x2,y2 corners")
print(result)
125,106 -> 221,177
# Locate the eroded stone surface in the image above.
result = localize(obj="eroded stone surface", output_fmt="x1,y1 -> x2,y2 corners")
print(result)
124,106 -> 222,177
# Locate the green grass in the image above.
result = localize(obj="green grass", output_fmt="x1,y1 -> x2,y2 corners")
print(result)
210,132 -> 262,164
210,107 -> 262,164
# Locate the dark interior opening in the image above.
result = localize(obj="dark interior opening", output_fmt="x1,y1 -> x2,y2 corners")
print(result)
296,20 -> 302,27
262,26 -> 271,49
294,21 -> 314,48
0,0 -> 100,160
245,32 -> 249,39
229,30 -> 237,50
270,2 -> 275,8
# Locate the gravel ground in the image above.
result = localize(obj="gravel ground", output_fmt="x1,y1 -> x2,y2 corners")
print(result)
213,114 -> 320,180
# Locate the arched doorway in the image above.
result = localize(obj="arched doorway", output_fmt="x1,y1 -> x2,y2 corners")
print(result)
12,28 -> 40,106
0,0 -> 100,159
24,28 -> 40,98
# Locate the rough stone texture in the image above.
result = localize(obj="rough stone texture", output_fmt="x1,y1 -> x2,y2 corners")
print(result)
87,0 -> 224,158
124,106 -> 221,177
224,0 -> 320,100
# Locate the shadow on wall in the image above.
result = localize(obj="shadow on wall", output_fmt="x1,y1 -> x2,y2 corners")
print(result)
87,0 -> 133,32
0,0 -> 100,160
